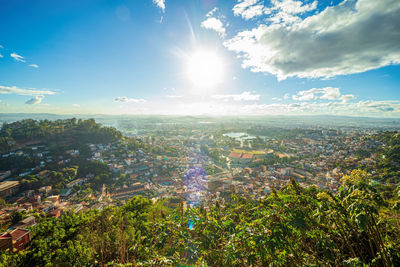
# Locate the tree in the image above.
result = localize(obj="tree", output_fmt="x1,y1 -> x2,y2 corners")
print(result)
11,211 -> 24,225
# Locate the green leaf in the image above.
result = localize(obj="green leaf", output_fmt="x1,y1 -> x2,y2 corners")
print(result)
355,213 -> 367,230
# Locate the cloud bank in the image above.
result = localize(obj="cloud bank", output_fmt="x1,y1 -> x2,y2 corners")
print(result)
212,91 -> 260,101
226,0 -> 400,80
292,87 -> 355,102
115,96 -> 147,103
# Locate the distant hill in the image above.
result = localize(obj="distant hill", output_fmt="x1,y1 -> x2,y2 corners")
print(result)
1,113 -> 400,130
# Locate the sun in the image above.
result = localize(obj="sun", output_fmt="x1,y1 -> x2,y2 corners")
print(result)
186,50 -> 224,89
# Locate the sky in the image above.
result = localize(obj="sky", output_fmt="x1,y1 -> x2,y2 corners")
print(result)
0,0 -> 399,117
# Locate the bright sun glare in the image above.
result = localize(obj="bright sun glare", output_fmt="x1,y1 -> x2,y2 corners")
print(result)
187,50 -> 224,89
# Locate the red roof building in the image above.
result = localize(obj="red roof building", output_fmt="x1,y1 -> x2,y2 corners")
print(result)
229,152 -> 255,167
0,228 -> 31,251
229,152 -> 242,158
241,154 -> 253,159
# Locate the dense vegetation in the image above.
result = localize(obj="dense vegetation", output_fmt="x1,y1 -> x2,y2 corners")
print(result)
374,132 -> 400,183
0,169 -> 399,266
0,118 -> 122,153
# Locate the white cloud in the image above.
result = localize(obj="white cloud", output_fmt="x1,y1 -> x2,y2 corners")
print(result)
206,7 -> 218,17
26,95 -> 44,105
318,87 -> 341,100
340,94 -> 356,102
0,85 -> 56,96
233,0 -> 265,20
292,87 -> 355,102
115,96 -> 147,103
292,90 -> 316,101
167,95 -> 183,98
225,0 -> 400,80
212,91 -> 260,101
10,53 -> 26,62
29,64 -> 39,68
153,0 -> 165,12
271,0 -> 317,15
72,104 -> 80,107
201,17 -> 226,37
232,0 -> 317,21
356,100 -> 398,113
272,97 -> 282,101
283,93 -> 290,99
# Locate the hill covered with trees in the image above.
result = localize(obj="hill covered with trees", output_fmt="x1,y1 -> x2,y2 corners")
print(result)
0,118 -> 122,153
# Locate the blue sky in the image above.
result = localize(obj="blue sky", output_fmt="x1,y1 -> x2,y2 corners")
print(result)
0,0 -> 399,117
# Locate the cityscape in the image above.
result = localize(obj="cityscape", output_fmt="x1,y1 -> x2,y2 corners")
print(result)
1,0 -> 400,266
0,116 -> 399,265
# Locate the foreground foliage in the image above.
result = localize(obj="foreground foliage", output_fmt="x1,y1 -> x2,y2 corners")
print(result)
1,169 -> 399,266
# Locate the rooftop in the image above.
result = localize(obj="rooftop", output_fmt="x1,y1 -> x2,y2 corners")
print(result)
0,228 -> 29,241
0,181 -> 19,191
229,152 -> 242,158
